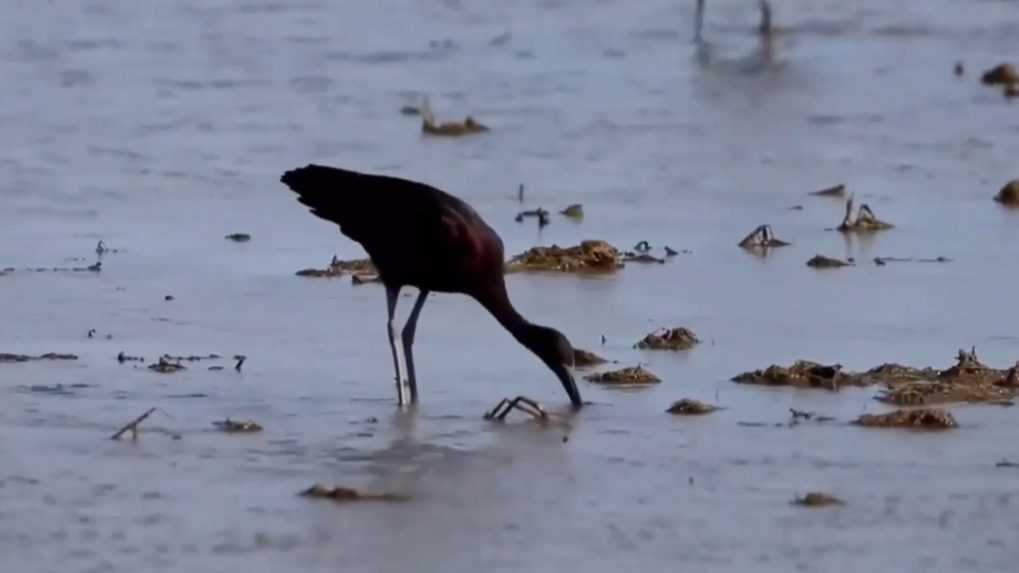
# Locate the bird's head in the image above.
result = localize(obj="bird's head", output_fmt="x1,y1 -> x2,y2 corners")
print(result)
527,325 -> 583,409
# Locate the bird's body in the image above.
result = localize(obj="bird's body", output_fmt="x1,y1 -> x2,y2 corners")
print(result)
280,164 -> 582,409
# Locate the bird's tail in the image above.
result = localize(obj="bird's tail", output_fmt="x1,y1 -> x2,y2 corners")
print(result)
280,163 -> 369,231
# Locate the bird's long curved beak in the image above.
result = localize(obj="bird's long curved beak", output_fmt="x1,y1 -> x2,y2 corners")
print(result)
554,363 -> 583,409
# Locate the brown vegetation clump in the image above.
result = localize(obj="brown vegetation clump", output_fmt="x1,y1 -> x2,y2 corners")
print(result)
585,365 -> 661,385
981,63 -> 1018,86
853,408 -> 958,430
666,399 -> 721,415
837,195 -> 893,232
792,492 -> 845,507
635,327 -> 700,351
732,360 -> 852,389
299,484 -> 409,503
420,100 -> 489,136
297,255 -> 376,278
506,240 -> 622,273
806,255 -> 850,268
995,180 -> 1019,206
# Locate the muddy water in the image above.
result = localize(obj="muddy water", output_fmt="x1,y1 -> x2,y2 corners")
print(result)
3,0 -> 1019,571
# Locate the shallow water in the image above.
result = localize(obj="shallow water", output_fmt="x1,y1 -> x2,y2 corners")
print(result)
3,0 -> 1019,571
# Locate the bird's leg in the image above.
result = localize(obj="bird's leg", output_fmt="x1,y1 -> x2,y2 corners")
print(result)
694,0 -> 706,42
385,286 -> 410,406
758,0 -> 772,36
400,290 -> 429,403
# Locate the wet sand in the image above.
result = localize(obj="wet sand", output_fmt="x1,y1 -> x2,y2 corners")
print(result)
3,0 -> 1019,571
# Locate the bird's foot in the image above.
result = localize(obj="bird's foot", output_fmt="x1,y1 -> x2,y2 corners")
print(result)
484,396 -> 548,422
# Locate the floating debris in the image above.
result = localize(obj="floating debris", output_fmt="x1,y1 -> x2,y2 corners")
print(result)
874,256 -> 951,266
0,352 -> 78,363
806,255 -> 851,268
666,399 -> 722,415
995,180 -> 1019,206
514,207 -> 549,223
876,348 -> 1013,406
733,361 -> 847,389
809,184 -> 846,197
117,351 -> 144,363
161,353 -> 221,362
635,327 -> 700,351
399,105 -> 421,116
212,419 -> 263,433
633,241 -> 651,252
95,241 -> 121,255
836,195 -> 893,232
622,252 -> 665,264
996,460 -> 1019,468
788,409 -> 836,424
853,408 -> 958,430
299,484 -> 409,503
981,63 -> 1018,86
793,492 -> 845,507
664,246 -> 682,256
954,62 -> 964,76
506,240 -> 622,273
484,395 -> 547,421
296,255 -> 377,278
351,274 -> 382,285
420,101 -> 489,136
788,205 -> 805,211
234,355 -> 246,371
559,204 -> 584,218
148,356 -> 185,373
164,295 -> 174,301
225,233 -> 252,242
573,348 -> 608,368
110,407 -> 166,440
585,365 -> 661,385
738,224 -> 790,248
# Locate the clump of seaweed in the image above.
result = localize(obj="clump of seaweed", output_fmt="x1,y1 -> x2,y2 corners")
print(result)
506,240 -> 622,273
299,484 -> 410,503
806,255 -> 851,268
732,360 -> 850,389
585,365 -> 661,385
420,100 -> 489,137
666,399 -> 721,415
853,408 -> 958,430
994,180 -> 1019,206
836,195 -> 893,232
559,204 -> 584,218
793,492 -> 845,507
212,419 -> 263,433
296,255 -> 377,278
635,327 -> 700,351
981,63 -> 1018,86
0,352 -> 78,363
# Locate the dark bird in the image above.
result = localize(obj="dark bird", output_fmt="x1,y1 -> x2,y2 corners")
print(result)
280,164 -> 583,409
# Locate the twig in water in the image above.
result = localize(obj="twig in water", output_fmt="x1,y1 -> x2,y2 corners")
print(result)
110,407 -> 166,440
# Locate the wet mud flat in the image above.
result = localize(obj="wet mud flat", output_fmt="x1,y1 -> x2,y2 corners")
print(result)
5,0 -> 1019,571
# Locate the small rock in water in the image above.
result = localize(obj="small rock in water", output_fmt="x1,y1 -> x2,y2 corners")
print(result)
981,63 -> 1018,86
212,419 -> 263,433
585,365 -> 661,385
806,255 -> 850,268
635,327 -> 700,350
666,399 -> 722,415
793,492 -> 845,507
994,180 -> 1019,206
853,408 -> 957,430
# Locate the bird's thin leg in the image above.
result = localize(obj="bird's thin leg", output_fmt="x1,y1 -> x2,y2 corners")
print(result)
758,0 -> 772,36
400,290 -> 429,403
385,286 -> 410,406
694,0 -> 706,42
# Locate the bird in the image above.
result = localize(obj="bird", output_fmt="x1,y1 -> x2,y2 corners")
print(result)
695,0 -> 773,42
280,164 -> 583,410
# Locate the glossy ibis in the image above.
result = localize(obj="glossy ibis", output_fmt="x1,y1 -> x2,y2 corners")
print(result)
280,164 -> 583,410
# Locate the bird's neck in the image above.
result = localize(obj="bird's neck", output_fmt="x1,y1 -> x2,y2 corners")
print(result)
476,283 -> 537,350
